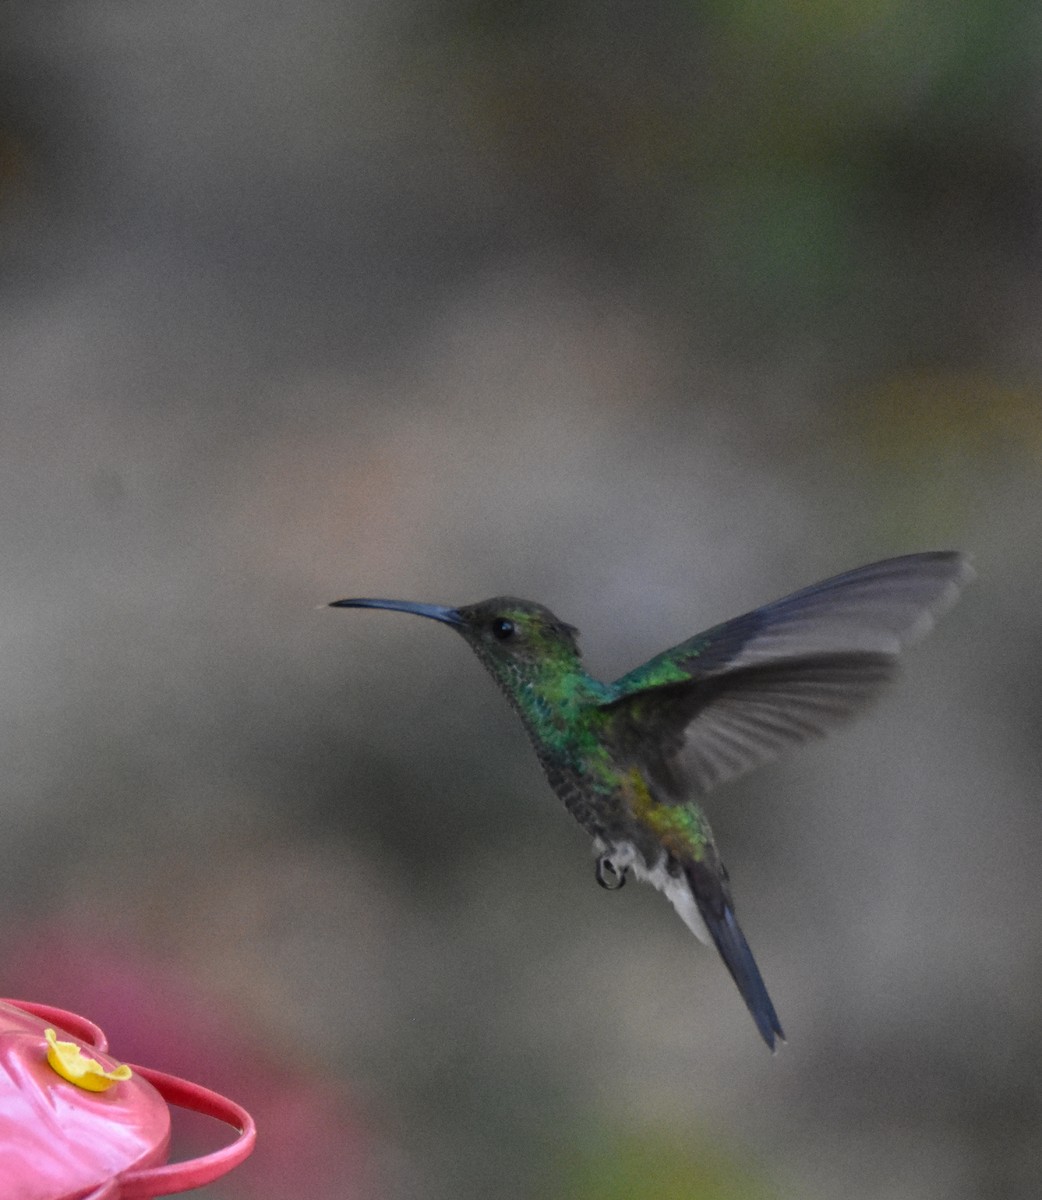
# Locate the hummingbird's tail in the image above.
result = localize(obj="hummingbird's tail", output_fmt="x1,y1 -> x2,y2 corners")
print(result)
685,862 -> 785,1051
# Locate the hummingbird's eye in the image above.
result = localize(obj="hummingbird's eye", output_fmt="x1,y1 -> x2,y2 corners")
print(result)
491,617 -> 516,641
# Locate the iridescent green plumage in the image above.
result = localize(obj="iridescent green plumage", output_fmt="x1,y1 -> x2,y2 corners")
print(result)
331,552 -> 972,1050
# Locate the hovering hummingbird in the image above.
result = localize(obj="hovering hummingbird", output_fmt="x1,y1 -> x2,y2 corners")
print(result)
330,552 -> 971,1049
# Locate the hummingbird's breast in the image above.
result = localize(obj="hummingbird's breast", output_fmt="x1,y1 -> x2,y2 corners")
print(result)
527,706 -> 644,847
485,666 -> 641,845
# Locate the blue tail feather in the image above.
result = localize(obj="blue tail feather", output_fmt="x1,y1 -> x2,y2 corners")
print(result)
688,867 -> 784,1050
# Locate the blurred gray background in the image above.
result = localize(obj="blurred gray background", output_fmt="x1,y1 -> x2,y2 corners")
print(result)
1,3 -> 1039,1198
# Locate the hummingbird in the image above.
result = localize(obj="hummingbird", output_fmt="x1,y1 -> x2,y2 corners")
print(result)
330,552 -> 971,1050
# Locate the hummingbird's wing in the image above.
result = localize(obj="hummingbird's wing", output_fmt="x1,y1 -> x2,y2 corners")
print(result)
603,552 -> 972,793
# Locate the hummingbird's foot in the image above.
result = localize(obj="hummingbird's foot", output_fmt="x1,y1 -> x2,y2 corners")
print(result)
595,853 -> 628,891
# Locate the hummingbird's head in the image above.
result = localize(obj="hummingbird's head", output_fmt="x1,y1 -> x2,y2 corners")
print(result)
328,594 -> 583,681
451,597 -> 581,673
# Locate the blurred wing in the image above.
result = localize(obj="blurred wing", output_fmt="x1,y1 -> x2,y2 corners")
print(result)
603,552 -> 972,792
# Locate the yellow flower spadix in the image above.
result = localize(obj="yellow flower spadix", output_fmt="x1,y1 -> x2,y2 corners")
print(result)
45,1028 -> 132,1092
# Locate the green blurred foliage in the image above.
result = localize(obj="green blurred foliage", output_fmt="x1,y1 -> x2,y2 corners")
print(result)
412,0 -> 1040,357
555,1125 -> 780,1200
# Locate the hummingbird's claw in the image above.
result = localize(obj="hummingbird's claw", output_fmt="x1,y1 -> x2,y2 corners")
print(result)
595,854 -> 628,891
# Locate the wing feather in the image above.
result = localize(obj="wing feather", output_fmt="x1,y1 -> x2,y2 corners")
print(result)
603,553 -> 971,793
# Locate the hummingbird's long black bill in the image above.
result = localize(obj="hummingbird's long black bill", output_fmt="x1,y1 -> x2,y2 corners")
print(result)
328,597 -> 464,626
